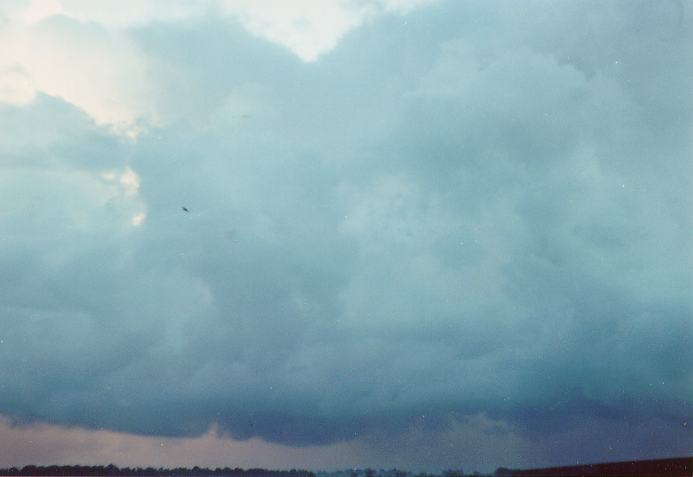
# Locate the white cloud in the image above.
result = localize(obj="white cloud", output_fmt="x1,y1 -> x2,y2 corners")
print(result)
376,0 -> 437,14
218,0 -> 375,62
219,0 -> 437,61
44,0 -> 438,62
118,167 -> 141,197
12,0 -> 64,26
0,0 -> 436,136
101,167 -> 141,195
9,0 -> 206,29
0,65 -> 35,104
0,16 -> 158,136
131,211 -> 147,226
5,0 -> 438,64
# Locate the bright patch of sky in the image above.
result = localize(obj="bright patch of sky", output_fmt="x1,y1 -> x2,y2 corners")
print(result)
0,0 -> 434,134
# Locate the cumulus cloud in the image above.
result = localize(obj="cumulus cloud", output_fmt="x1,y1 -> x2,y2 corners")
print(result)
0,0 -> 434,135
217,0 -> 435,62
0,12 -> 159,135
0,0 -> 691,470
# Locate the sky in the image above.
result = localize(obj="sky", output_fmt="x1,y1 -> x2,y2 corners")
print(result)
0,0 -> 691,473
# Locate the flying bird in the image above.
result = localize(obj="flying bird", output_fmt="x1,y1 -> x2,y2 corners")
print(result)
181,206 -> 190,212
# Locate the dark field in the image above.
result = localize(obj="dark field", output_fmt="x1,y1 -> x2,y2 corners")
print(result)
0,457 -> 691,477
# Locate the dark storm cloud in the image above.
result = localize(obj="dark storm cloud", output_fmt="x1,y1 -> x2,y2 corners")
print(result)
0,0 -> 691,467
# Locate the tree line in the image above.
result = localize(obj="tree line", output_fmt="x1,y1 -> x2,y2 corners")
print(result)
0,466 -> 316,477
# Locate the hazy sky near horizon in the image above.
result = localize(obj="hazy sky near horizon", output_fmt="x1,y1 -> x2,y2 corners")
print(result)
0,0 -> 691,472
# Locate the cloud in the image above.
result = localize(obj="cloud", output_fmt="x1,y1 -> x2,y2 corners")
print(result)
216,0 -> 435,62
0,415 -> 365,470
1,413 -> 689,473
7,0 -> 205,29
0,0 -> 691,470
217,0 -> 374,62
0,0 -> 434,135
0,65 -> 35,105
0,13 -> 159,135
10,0 -> 64,26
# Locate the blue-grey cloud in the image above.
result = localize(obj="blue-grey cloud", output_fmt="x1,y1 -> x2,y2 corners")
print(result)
0,0 -> 691,468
